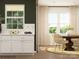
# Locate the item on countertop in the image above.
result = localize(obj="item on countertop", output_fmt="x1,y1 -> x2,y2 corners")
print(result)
24,31 -> 32,34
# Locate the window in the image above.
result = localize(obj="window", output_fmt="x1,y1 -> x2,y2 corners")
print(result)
60,13 -> 70,33
48,13 -> 57,33
48,8 -> 70,34
5,4 -> 24,29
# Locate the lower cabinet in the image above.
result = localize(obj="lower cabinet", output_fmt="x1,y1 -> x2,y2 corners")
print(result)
22,40 -> 34,53
0,40 -> 11,53
11,40 -> 22,53
0,35 -> 34,53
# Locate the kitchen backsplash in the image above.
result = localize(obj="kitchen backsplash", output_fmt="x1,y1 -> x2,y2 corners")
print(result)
24,24 -> 35,34
1,24 -> 35,35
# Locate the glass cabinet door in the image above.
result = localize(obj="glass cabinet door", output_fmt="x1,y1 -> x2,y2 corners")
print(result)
5,4 -> 24,29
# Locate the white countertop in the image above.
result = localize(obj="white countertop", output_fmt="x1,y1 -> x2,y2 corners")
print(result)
0,34 -> 35,36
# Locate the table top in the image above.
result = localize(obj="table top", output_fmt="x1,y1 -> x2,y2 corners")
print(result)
62,35 -> 79,38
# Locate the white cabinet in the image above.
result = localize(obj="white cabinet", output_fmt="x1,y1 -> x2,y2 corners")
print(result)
0,36 -> 11,53
11,36 -> 22,53
0,35 -> 34,53
22,40 -> 34,53
0,40 -> 11,53
21,36 -> 34,53
11,40 -> 22,53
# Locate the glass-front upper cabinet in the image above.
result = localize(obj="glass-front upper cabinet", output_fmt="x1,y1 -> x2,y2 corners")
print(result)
5,4 -> 25,29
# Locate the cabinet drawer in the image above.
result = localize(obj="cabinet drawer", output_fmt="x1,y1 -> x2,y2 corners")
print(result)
22,40 -> 34,45
20,36 -> 34,40
0,36 -> 11,40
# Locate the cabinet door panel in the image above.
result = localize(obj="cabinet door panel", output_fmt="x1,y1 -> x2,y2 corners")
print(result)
11,40 -> 22,53
0,40 -> 11,53
23,45 -> 34,52
22,41 -> 34,52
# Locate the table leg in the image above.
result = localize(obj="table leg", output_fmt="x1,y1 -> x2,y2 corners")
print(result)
64,37 -> 75,51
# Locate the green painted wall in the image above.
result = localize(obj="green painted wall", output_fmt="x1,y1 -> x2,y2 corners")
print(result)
0,0 -> 36,24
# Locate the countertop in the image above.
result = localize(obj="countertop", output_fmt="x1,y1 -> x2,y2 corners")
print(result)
0,34 -> 35,36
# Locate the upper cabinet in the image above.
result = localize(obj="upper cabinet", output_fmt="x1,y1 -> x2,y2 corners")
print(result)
5,4 -> 25,29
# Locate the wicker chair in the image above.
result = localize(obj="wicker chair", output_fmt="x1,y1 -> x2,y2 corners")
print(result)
53,34 -> 66,51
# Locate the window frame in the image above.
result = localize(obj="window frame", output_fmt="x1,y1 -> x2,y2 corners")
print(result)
48,12 -> 70,34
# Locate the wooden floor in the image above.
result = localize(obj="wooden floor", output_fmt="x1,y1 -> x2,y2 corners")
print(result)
0,51 -> 79,59
0,46 -> 79,59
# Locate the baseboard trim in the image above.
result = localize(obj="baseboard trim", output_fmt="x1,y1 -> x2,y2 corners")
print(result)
39,45 -> 56,47
0,51 -> 37,56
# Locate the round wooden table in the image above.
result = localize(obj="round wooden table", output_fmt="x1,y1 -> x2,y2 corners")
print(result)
62,35 -> 79,51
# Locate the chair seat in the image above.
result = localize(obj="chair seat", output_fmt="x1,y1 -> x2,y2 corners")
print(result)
52,34 -> 67,51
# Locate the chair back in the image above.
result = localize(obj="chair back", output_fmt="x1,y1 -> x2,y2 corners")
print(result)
53,34 -> 65,44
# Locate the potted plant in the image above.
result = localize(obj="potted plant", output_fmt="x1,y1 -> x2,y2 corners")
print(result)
49,27 -> 56,33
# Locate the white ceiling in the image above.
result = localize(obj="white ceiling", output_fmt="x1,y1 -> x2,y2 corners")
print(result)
38,0 -> 79,6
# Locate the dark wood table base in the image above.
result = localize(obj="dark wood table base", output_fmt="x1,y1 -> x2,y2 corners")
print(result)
65,47 -> 75,51
65,42 -> 75,51
64,37 -> 75,51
